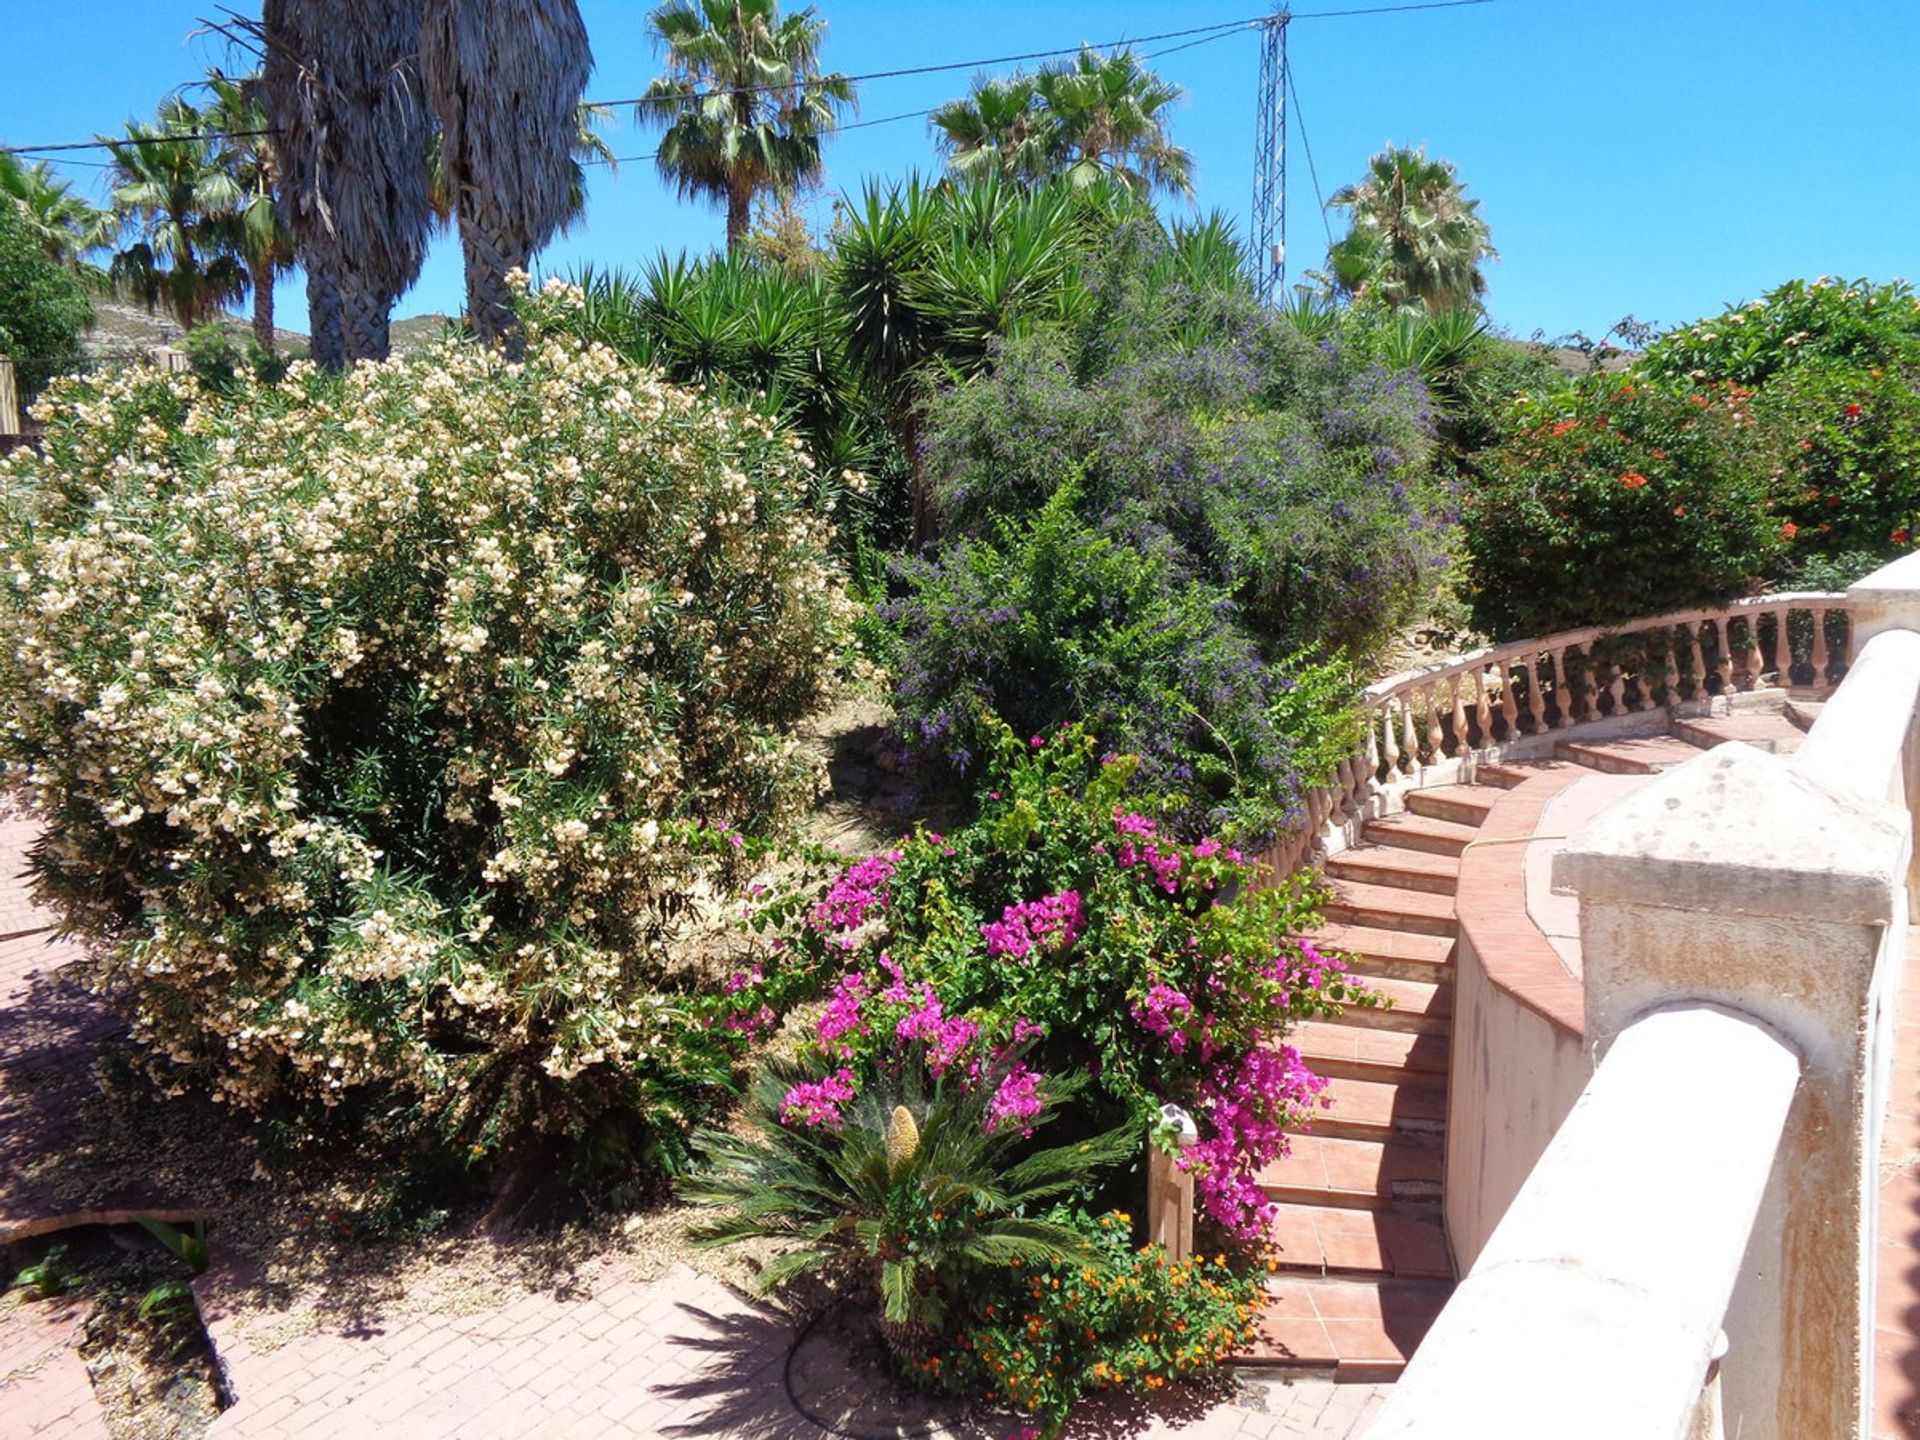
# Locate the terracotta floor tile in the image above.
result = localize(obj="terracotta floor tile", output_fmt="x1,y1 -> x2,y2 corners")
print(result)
1306,1284 -> 1385,1321
1321,1317 -> 1404,1364
1248,1314 -> 1334,1363
1260,1280 -> 1324,1319
1378,1212 -> 1452,1278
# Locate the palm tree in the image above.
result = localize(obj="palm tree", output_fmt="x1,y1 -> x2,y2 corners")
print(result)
934,50 -> 1190,200
635,0 -> 856,251
259,0 -> 433,369
0,154 -> 115,270
425,103 -> 615,273
420,0 -> 594,347
1325,145 -> 1497,315
929,75 -> 1055,186
104,99 -> 249,330
200,70 -> 296,351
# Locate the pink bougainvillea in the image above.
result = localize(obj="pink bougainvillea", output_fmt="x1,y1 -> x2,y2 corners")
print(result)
980,890 -> 1086,959
781,1068 -> 857,1128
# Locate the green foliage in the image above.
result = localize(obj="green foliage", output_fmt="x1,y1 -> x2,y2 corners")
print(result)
683,1061 -> 1131,1340
0,198 -> 90,400
1639,277 -> 1920,387
1462,376 -> 1783,638
926,1209 -> 1261,1432
134,1217 -> 209,1276
0,284 -> 850,1185
1323,146 -> 1497,316
9,1244 -> 75,1300
181,322 -> 291,390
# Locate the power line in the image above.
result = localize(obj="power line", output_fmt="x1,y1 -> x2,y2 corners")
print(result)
2,0 -> 1490,160
1285,59 -> 1332,248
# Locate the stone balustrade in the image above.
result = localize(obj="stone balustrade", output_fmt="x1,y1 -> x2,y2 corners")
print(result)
1359,552 -> 1920,1440
1266,593 -> 1854,878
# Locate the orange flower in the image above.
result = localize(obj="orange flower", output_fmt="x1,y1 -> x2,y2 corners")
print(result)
1782,521 -> 1800,540
1620,470 -> 1649,489
1674,505 -> 1686,518
1549,419 -> 1579,437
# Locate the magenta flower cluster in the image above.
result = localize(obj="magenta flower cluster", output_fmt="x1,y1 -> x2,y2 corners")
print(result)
780,1067 -> 857,1128
809,851 -> 902,946
985,1064 -> 1045,1137
1131,982 -> 1197,1055
1182,1043 -> 1328,1235
980,890 -> 1085,959
1112,811 -> 1183,893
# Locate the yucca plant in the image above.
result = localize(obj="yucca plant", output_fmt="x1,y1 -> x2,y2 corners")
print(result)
682,1059 -> 1136,1357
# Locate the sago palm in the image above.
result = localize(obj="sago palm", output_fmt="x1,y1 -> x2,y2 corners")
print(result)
635,0 -> 856,251
260,0 -> 433,368
421,0 -> 594,347
200,70 -> 296,351
1326,145 -> 1497,315
104,99 -> 249,330
682,1059 -> 1134,1354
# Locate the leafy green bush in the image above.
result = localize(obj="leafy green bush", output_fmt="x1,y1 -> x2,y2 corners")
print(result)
1639,277 -> 1920,386
0,199 -> 90,402
0,279 -> 850,1182
1462,376 -> 1783,638
885,484 -> 1357,840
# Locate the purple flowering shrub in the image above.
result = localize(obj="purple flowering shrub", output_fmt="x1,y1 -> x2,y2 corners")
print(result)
756,717 -> 1368,1241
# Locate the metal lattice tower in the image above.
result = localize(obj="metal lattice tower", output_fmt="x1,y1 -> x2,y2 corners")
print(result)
1250,8 -> 1290,304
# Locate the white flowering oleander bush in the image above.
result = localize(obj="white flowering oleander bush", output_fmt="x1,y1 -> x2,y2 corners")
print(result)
0,281 -> 854,1181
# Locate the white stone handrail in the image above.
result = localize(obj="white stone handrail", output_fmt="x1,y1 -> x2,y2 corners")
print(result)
1267,591 -> 1853,877
1366,1005 -> 1801,1440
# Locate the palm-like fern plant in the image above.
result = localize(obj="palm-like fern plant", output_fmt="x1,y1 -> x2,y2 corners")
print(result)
682,1060 -> 1135,1355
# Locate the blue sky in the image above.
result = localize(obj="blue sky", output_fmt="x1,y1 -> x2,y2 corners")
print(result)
5,0 -> 1917,343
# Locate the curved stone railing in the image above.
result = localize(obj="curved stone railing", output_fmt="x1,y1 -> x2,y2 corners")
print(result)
1267,592 -> 1854,877
1366,552 -> 1920,1440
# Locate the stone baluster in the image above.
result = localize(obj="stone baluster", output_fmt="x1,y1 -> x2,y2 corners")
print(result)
1362,715 -> 1381,798
1712,621 -> 1735,694
1401,694 -> 1422,777
1739,615 -> 1765,690
1635,636 -> 1659,711
1424,683 -> 1444,768
1381,701 -> 1401,779
1809,607 -> 1831,694
1473,668 -> 1494,746
1762,607 -> 1785,684
1660,631 -> 1681,709
1833,609 -> 1853,681
1498,659 -> 1520,738
1450,675 -> 1470,758
1605,652 -> 1627,716
1681,622 -> 1705,703
1524,653 -> 1547,734
1551,646 -> 1574,728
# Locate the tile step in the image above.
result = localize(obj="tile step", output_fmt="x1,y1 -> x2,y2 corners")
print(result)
1293,1021 -> 1449,1084
1325,880 -> 1457,938
1300,923 -> 1454,982
1259,1133 -> 1444,1209
1265,1201 -> 1453,1280
1240,1277 -> 1452,1379
1553,735 -> 1707,774
1327,976 -> 1452,1035
1313,1074 -> 1447,1141
1324,846 -> 1462,897
1403,786 -> 1497,827
1673,713 -> 1805,754
1361,813 -> 1481,857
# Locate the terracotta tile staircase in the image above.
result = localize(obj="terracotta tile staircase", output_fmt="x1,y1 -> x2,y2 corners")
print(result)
1237,706 -> 1810,1382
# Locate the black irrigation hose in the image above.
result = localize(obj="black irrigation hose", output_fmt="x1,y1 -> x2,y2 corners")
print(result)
780,1301 -> 983,1440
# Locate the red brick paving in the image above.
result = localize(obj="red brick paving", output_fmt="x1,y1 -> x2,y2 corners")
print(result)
0,1295 -> 106,1440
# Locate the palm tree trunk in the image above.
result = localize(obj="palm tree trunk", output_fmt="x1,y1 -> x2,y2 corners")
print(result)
726,185 -> 752,252
306,267 -> 345,371
249,254 -> 277,353
458,198 -> 527,356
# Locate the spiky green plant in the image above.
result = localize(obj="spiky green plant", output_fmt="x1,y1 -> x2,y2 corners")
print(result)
682,1061 -> 1135,1352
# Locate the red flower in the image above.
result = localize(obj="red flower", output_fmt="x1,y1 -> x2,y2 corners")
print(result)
1674,505 -> 1686,518
1781,521 -> 1799,540
1549,419 -> 1579,438
1620,470 -> 1649,489
1894,527 -> 1911,546
1845,403 -> 1863,418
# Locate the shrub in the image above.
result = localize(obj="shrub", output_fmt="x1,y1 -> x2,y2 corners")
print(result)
0,280 -> 851,1182
923,302 -> 1448,667
0,200 -> 89,402
1638,277 -> 1920,387
1461,376 -> 1783,638
740,717 -> 1361,1242
930,1208 -> 1262,1433
884,484 -> 1357,840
